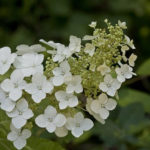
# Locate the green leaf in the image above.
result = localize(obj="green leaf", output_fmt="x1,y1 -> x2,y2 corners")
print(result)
24,137 -> 65,150
119,88 -> 150,112
0,109 -> 15,150
118,103 -> 149,133
137,59 -> 150,75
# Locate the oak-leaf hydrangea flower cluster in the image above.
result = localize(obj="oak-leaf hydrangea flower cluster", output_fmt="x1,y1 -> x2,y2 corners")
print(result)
0,20 -> 137,149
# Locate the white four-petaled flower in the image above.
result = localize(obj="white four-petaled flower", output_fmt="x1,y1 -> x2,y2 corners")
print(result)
7,98 -> 34,129
65,75 -> 83,94
115,64 -> 136,83
0,47 -> 16,75
86,98 -> 105,124
66,112 -> 93,137
13,53 -> 44,77
55,91 -> 78,109
7,124 -> 31,150
99,74 -> 121,96
25,73 -> 53,103
1,70 -> 26,101
52,61 -> 71,86
90,93 -> 117,119
35,105 -> 66,133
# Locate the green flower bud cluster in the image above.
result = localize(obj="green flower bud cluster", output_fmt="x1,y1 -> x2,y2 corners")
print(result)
45,20 -> 126,99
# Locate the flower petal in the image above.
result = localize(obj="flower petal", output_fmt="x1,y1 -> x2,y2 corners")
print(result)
22,109 -> 34,119
105,98 -> 117,110
7,131 -> 18,141
72,127 -> 83,137
21,129 -> 31,139
46,123 -> 56,133
1,79 -> 14,92
35,114 -> 48,128
1,98 -> 15,112
54,114 -> 66,127
99,108 -> 109,119
14,137 -> 26,150
12,116 -> 27,129
9,89 -> 22,101
81,118 -> 94,131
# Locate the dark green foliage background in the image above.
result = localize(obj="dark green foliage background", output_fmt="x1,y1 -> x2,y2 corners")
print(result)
0,0 -> 150,150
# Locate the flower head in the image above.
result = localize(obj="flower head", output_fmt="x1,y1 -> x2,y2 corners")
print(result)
7,98 -> 34,129
66,112 -> 93,137
65,75 -> 83,94
1,70 -> 26,101
55,91 -> 78,109
25,73 -> 53,103
115,64 -> 136,83
35,105 -> 66,133
99,74 -> 121,96
7,124 -> 31,150
52,61 -> 71,86
90,93 -> 117,119
86,98 -> 105,124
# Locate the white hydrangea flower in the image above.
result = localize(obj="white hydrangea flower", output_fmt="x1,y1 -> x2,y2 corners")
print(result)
125,35 -> 135,49
128,53 -> 137,67
90,93 -> 117,119
1,70 -> 26,101
115,64 -> 136,83
86,98 -> 105,124
7,124 -> 31,150
52,43 -> 71,62
52,61 -> 71,86
13,53 -> 44,77
0,88 -> 15,112
69,35 -> 81,53
16,44 -> 46,55
66,112 -> 93,137
65,75 -> 83,94
89,21 -> 97,28
118,20 -> 127,29
97,63 -> 111,76
55,91 -> 78,109
0,47 -> 16,75
25,73 -> 53,103
99,74 -> 121,97
84,43 -> 95,56
7,98 -> 34,129
35,105 -> 66,133
55,126 -> 68,137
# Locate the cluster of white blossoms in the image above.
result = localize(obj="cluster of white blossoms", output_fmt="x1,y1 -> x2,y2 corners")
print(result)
0,20 -> 137,149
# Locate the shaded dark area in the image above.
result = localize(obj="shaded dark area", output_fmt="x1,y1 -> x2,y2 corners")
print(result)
0,0 -> 150,150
